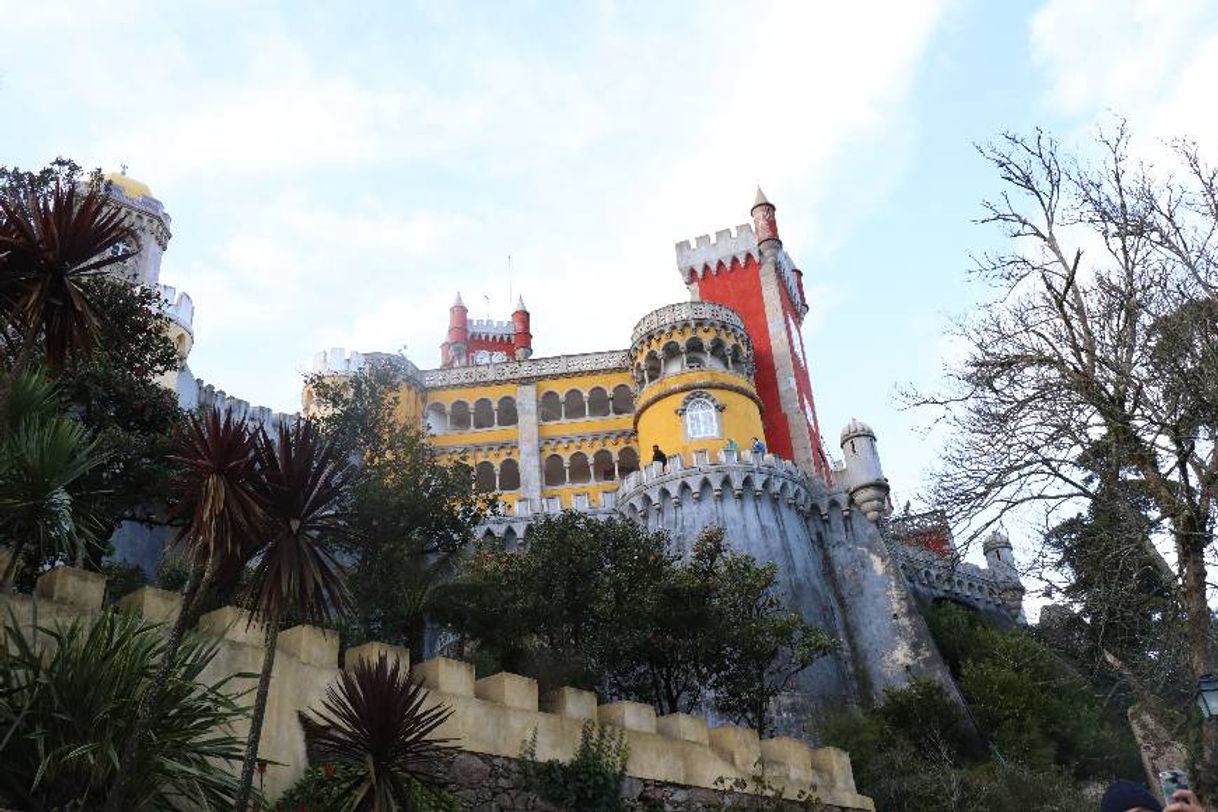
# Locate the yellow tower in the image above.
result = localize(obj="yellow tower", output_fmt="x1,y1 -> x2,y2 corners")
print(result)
630,302 -> 764,463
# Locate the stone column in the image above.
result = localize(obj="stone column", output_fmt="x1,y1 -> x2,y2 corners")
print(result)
515,383 -> 543,507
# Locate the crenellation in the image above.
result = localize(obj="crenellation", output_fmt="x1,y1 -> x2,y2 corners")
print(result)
598,700 -> 658,733
674,223 -> 758,279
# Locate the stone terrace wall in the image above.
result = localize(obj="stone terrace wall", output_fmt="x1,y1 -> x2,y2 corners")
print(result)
0,563 -> 874,811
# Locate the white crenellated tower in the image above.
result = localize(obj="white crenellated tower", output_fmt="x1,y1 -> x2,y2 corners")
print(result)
838,419 -> 890,522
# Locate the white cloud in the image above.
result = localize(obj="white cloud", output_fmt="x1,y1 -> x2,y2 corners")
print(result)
1031,0 -> 1218,148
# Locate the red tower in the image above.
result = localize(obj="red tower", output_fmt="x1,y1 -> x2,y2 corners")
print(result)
512,296 -> 533,360
440,293 -> 469,368
439,293 -> 529,367
676,189 -> 830,479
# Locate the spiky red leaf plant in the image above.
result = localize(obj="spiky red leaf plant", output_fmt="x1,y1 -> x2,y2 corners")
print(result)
308,653 -> 456,812
233,417 -> 358,812
104,406 -> 266,812
0,180 -> 133,368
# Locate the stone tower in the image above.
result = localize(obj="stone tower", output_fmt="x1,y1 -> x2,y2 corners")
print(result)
676,190 -> 830,479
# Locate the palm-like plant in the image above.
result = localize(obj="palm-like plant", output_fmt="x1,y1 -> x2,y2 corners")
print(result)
0,609 -> 247,810
305,653 -> 455,811
104,406 -> 265,812
0,180 -> 132,369
0,368 -> 106,588
232,418 -> 356,812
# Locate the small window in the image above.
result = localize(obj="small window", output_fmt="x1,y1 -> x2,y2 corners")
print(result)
684,397 -> 719,439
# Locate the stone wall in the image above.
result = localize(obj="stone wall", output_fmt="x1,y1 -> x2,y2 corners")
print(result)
0,563 -> 874,811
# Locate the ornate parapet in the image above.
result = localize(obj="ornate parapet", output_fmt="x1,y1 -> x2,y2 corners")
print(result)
421,350 -> 630,388
629,301 -> 747,347
616,449 -> 818,518
2,566 -> 874,811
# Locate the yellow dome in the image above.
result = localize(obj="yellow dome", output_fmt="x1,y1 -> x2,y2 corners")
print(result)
102,171 -> 153,200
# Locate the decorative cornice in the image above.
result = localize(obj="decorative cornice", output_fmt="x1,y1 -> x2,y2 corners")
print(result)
422,350 -> 630,388
630,301 -> 747,347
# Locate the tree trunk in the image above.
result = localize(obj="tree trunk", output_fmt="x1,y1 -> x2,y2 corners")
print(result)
103,557 -> 212,812
233,603 -> 283,812
1179,522 -> 1218,797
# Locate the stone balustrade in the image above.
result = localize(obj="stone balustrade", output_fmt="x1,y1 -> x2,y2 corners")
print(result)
0,565 -> 874,810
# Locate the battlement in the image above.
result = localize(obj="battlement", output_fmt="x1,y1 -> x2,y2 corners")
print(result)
616,449 -> 826,520
155,283 -> 194,332
0,562 -> 874,811
422,349 -> 630,388
629,300 -> 748,347
675,223 -> 758,280
192,379 -> 294,431
312,346 -> 366,374
468,318 -> 514,338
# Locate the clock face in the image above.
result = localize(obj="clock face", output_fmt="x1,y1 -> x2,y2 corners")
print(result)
491,351 -> 508,363
473,350 -> 491,365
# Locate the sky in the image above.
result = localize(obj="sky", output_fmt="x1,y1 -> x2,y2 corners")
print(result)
4,0 -> 1218,569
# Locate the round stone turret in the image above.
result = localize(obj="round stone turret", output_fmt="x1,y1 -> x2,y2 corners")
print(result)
629,301 -> 763,462
838,418 -> 889,522
98,169 -> 171,286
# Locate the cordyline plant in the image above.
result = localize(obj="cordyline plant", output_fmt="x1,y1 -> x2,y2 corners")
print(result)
232,418 -> 357,812
304,653 -> 455,811
104,406 -> 266,812
0,180 -> 132,370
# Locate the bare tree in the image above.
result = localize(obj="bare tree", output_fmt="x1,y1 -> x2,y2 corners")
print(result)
907,122 -> 1218,789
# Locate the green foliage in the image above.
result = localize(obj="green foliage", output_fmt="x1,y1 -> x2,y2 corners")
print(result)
823,605 -> 1143,811
926,602 -> 1141,778
0,368 -> 109,585
301,653 -> 456,811
438,519 -> 834,733
0,608 -> 248,810
306,360 -> 490,657
520,721 -> 628,812
276,763 -> 459,812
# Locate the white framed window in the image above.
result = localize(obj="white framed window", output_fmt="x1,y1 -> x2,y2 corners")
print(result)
683,396 -> 719,439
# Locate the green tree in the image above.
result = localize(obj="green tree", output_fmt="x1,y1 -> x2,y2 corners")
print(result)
306,359 -> 490,658
233,418 -> 356,812
438,517 -> 834,734
0,609 -> 247,810
0,368 -> 108,587
104,407 -> 266,812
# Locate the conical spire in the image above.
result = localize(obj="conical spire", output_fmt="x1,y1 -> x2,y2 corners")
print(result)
453,292 -> 465,308
515,294 -> 527,312
753,186 -> 771,208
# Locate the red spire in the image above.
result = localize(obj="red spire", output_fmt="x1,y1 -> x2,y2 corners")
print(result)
751,186 -> 780,246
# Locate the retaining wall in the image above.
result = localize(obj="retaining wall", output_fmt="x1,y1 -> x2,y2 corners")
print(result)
0,562 -> 874,810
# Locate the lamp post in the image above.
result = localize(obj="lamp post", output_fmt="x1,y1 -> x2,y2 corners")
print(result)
1197,674 -> 1218,720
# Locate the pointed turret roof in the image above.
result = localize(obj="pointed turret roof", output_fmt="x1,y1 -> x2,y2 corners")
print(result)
753,186 -> 772,208
515,295 -> 527,312
453,292 -> 465,308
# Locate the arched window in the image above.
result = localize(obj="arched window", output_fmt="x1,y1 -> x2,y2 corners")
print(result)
611,384 -> 634,415
586,387 -> 610,417
568,452 -> 591,484
544,454 -> 566,486
425,403 -> 448,434
473,398 -> 495,429
683,396 -> 719,440
474,461 -> 497,493
618,447 -> 640,477
499,458 -> 521,491
643,352 -> 661,385
564,389 -> 586,419
497,396 -> 518,426
593,449 -> 615,481
540,391 -> 562,422
449,401 -> 471,430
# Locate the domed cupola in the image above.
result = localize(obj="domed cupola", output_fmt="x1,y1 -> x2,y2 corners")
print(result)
629,301 -> 765,461
97,167 -> 172,286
